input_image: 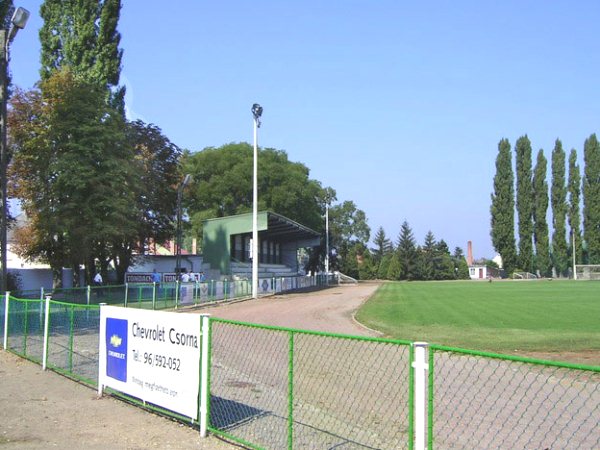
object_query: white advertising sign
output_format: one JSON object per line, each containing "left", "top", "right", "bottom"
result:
{"left": 98, "top": 306, "right": 201, "bottom": 419}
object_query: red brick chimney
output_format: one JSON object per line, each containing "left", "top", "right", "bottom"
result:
{"left": 467, "top": 241, "right": 474, "bottom": 266}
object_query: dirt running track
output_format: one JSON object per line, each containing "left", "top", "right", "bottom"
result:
{"left": 197, "top": 283, "right": 381, "bottom": 335}
{"left": 0, "top": 283, "right": 381, "bottom": 449}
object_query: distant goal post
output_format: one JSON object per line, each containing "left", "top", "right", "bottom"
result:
{"left": 574, "top": 265, "right": 600, "bottom": 280}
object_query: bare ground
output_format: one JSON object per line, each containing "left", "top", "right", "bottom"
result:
{"left": 2, "top": 282, "right": 597, "bottom": 449}
{"left": 0, "top": 283, "right": 379, "bottom": 450}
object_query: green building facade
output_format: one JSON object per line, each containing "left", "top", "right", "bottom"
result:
{"left": 202, "top": 212, "right": 321, "bottom": 275}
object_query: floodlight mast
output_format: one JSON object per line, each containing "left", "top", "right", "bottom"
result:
{"left": 251, "top": 103, "right": 262, "bottom": 298}
{"left": 175, "top": 174, "right": 192, "bottom": 280}
{"left": 1, "top": 7, "right": 30, "bottom": 293}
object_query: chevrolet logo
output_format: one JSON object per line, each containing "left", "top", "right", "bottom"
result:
{"left": 110, "top": 334, "right": 122, "bottom": 348}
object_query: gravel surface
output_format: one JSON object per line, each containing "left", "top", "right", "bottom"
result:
{"left": 0, "top": 283, "right": 380, "bottom": 450}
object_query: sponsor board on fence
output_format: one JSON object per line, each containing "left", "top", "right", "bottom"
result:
{"left": 125, "top": 273, "right": 153, "bottom": 283}
{"left": 179, "top": 283, "right": 194, "bottom": 305}
{"left": 98, "top": 305, "right": 201, "bottom": 419}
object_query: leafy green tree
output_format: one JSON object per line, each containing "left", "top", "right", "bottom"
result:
{"left": 352, "top": 243, "right": 376, "bottom": 280}
{"left": 377, "top": 253, "right": 392, "bottom": 279}
{"left": 515, "top": 135, "right": 534, "bottom": 272}
{"left": 490, "top": 139, "right": 517, "bottom": 275}
{"left": 551, "top": 139, "right": 569, "bottom": 276}
{"left": 183, "top": 143, "right": 328, "bottom": 241}
{"left": 329, "top": 200, "right": 370, "bottom": 273}
{"left": 127, "top": 120, "right": 181, "bottom": 246}
{"left": 9, "top": 69, "right": 136, "bottom": 284}
{"left": 386, "top": 254, "right": 402, "bottom": 280}
{"left": 583, "top": 134, "right": 600, "bottom": 264}
{"left": 109, "top": 120, "right": 182, "bottom": 280}
{"left": 454, "top": 256, "right": 470, "bottom": 279}
{"left": 1, "top": 2, "right": 13, "bottom": 28}
{"left": 568, "top": 149, "right": 583, "bottom": 266}
{"left": 533, "top": 149, "right": 551, "bottom": 277}
{"left": 396, "top": 221, "right": 418, "bottom": 280}
{"left": 39, "top": 0, "right": 125, "bottom": 108}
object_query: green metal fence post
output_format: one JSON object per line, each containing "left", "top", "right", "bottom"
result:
{"left": 175, "top": 281, "right": 180, "bottom": 309}
{"left": 87, "top": 285, "right": 91, "bottom": 306}
{"left": 68, "top": 305, "right": 75, "bottom": 371}
{"left": 288, "top": 330, "right": 294, "bottom": 450}
{"left": 23, "top": 299, "right": 29, "bottom": 355}
{"left": 124, "top": 282, "right": 129, "bottom": 307}
{"left": 3, "top": 292, "right": 9, "bottom": 349}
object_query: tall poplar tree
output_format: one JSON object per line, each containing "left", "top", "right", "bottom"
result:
{"left": 490, "top": 138, "right": 517, "bottom": 275}
{"left": 568, "top": 149, "right": 583, "bottom": 266}
{"left": 515, "top": 135, "right": 534, "bottom": 272}
{"left": 1, "top": 1, "right": 13, "bottom": 27}
{"left": 551, "top": 139, "right": 568, "bottom": 276}
{"left": 39, "top": 0, "right": 124, "bottom": 109}
{"left": 583, "top": 134, "right": 600, "bottom": 264}
{"left": 533, "top": 149, "right": 551, "bottom": 277}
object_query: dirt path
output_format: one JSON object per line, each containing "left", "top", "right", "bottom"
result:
{"left": 0, "top": 283, "right": 381, "bottom": 449}
{"left": 196, "top": 283, "right": 382, "bottom": 336}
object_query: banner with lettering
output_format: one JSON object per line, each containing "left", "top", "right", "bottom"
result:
{"left": 98, "top": 306, "right": 201, "bottom": 419}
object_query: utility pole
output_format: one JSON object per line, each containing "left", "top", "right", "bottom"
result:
{"left": 0, "top": 29, "right": 9, "bottom": 293}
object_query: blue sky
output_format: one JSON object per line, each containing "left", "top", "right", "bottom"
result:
{"left": 9, "top": 1, "right": 600, "bottom": 259}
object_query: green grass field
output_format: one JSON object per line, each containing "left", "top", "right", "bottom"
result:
{"left": 356, "top": 280, "right": 600, "bottom": 353}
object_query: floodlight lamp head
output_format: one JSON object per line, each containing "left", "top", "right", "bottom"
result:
{"left": 252, "top": 103, "right": 263, "bottom": 121}
{"left": 11, "top": 7, "right": 30, "bottom": 29}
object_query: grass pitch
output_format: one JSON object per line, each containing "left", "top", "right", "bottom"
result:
{"left": 356, "top": 280, "right": 600, "bottom": 353}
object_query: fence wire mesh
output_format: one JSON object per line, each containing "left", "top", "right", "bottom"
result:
{"left": 45, "top": 301, "right": 100, "bottom": 383}
{"left": 430, "top": 347, "right": 600, "bottom": 450}
{"left": 293, "top": 333, "right": 411, "bottom": 449}
{"left": 210, "top": 320, "right": 290, "bottom": 449}
{"left": 3, "top": 291, "right": 600, "bottom": 450}
{"left": 209, "top": 319, "right": 411, "bottom": 449}
{"left": 4, "top": 297, "right": 45, "bottom": 363}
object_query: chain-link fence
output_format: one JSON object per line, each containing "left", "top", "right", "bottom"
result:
{"left": 45, "top": 301, "right": 100, "bottom": 384}
{"left": 209, "top": 319, "right": 413, "bottom": 449}
{"left": 8, "top": 274, "right": 329, "bottom": 310}
{"left": 3, "top": 297, "right": 45, "bottom": 364}
{"left": 430, "top": 345, "right": 600, "bottom": 450}
{"left": 2, "top": 294, "right": 600, "bottom": 449}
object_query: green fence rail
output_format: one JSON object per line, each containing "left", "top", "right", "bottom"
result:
{"left": 429, "top": 345, "right": 600, "bottom": 450}
{"left": 11, "top": 274, "right": 331, "bottom": 310}
{"left": 2, "top": 294, "right": 599, "bottom": 449}
{"left": 208, "top": 319, "right": 413, "bottom": 449}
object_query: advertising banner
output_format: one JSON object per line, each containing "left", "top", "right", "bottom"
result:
{"left": 99, "top": 306, "right": 201, "bottom": 419}
{"left": 179, "top": 283, "right": 194, "bottom": 305}
{"left": 125, "top": 273, "right": 153, "bottom": 283}
{"left": 199, "top": 282, "right": 209, "bottom": 302}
